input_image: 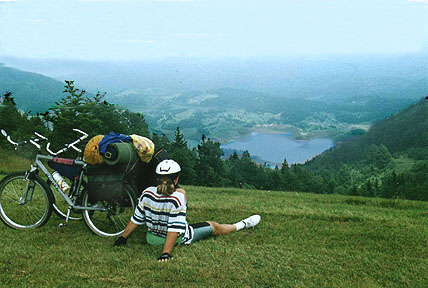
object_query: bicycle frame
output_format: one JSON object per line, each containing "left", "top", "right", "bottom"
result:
{"left": 32, "top": 154, "right": 107, "bottom": 212}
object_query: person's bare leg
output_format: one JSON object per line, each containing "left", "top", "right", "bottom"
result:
{"left": 207, "top": 215, "right": 261, "bottom": 236}
{"left": 206, "top": 221, "right": 237, "bottom": 235}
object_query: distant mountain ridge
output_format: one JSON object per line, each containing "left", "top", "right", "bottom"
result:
{"left": 2, "top": 53, "right": 427, "bottom": 99}
{"left": 0, "top": 64, "right": 64, "bottom": 113}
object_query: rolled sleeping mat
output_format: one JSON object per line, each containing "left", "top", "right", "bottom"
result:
{"left": 103, "top": 142, "right": 138, "bottom": 166}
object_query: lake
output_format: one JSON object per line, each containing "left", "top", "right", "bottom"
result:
{"left": 221, "top": 132, "right": 334, "bottom": 165}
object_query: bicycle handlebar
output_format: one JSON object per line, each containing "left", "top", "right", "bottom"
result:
{"left": 1, "top": 128, "right": 88, "bottom": 156}
{"left": 46, "top": 129, "right": 88, "bottom": 156}
{"left": 1, "top": 129, "right": 48, "bottom": 149}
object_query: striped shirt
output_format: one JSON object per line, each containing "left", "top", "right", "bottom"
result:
{"left": 131, "top": 186, "right": 193, "bottom": 244}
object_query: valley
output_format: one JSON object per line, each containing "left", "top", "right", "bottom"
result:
{"left": 107, "top": 86, "right": 415, "bottom": 148}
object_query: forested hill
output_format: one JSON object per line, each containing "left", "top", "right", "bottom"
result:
{"left": 306, "top": 98, "right": 428, "bottom": 168}
{"left": 361, "top": 99, "right": 428, "bottom": 154}
{"left": 0, "top": 64, "right": 64, "bottom": 114}
{"left": 303, "top": 97, "right": 428, "bottom": 200}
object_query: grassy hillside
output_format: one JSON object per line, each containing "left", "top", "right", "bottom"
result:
{"left": 0, "top": 148, "right": 32, "bottom": 174}
{"left": 0, "top": 185, "right": 427, "bottom": 287}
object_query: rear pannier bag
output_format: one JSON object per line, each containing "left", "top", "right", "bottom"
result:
{"left": 86, "top": 164, "right": 137, "bottom": 205}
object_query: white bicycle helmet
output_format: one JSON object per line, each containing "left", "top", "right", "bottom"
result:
{"left": 156, "top": 159, "right": 181, "bottom": 176}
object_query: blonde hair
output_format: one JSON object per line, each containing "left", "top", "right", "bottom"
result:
{"left": 157, "top": 176, "right": 176, "bottom": 196}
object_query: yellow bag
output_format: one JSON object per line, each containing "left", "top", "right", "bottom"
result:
{"left": 130, "top": 135, "right": 154, "bottom": 163}
{"left": 83, "top": 135, "right": 105, "bottom": 165}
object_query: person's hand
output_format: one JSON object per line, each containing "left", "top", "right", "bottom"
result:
{"left": 158, "top": 252, "right": 172, "bottom": 262}
{"left": 113, "top": 236, "right": 127, "bottom": 247}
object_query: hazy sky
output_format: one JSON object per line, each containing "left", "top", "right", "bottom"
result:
{"left": 0, "top": 0, "right": 427, "bottom": 60}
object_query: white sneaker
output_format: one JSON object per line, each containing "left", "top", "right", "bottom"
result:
{"left": 242, "top": 215, "right": 261, "bottom": 229}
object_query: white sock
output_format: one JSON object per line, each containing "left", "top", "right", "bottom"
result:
{"left": 233, "top": 220, "right": 245, "bottom": 231}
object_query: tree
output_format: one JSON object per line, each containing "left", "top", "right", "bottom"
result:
{"left": 0, "top": 91, "right": 22, "bottom": 142}
{"left": 381, "top": 170, "right": 399, "bottom": 199}
{"left": 195, "top": 135, "right": 225, "bottom": 187}
{"left": 224, "top": 151, "right": 245, "bottom": 188}
{"left": 151, "top": 132, "right": 170, "bottom": 151}
{"left": 238, "top": 150, "right": 259, "bottom": 188}
{"left": 281, "top": 158, "right": 289, "bottom": 174}
{"left": 44, "top": 81, "right": 150, "bottom": 152}
{"left": 0, "top": 91, "right": 46, "bottom": 150}
{"left": 171, "top": 127, "right": 187, "bottom": 150}
{"left": 168, "top": 127, "right": 197, "bottom": 184}
{"left": 364, "top": 144, "right": 392, "bottom": 169}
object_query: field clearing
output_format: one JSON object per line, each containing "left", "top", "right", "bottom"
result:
{"left": 0, "top": 185, "right": 428, "bottom": 287}
{"left": 390, "top": 156, "right": 417, "bottom": 173}
{"left": 0, "top": 148, "right": 32, "bottom": 175}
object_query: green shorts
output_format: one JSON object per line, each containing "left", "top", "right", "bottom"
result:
{"left": 146, "top": 232, "right": 183, "bottom": 246}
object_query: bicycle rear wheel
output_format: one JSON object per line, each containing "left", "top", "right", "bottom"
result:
{"left": 0, "top": 172, "right": 53, "bottom": 229}
{"left": 81, "top": 186, "right": 136, "bottom": 237}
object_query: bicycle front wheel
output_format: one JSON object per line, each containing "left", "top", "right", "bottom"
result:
{"left": 81, "top": 186, "right": 136, "bottom": 237}
{"left": 0, "top": 172, "right": 53, "bottom": 229}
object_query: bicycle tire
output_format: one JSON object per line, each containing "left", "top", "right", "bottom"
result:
{"left": 51, "top": 180, "right": 84, "bottom": 221}
{"left": 0, "top": 172, "right": 53, "bottom": 229}
{"left": 81, "top": 185, "right": 136, "bottom": 237}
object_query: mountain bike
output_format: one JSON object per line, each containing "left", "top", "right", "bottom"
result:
{"left": 0, "top": 129, "right": 137, "bottom": 237}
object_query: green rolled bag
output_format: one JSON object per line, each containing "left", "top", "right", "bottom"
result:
{"left": 103, "top": 142, "right": 139, "bottom": 166}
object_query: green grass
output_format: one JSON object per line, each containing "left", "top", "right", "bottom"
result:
{"left": 0, "top": 148, "right": 32, "bottom": 174}
{"left": 0, "top": 185, "right": 428, "bottom": 287}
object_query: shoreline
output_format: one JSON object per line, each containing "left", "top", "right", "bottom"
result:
{"left": 219, "top": 125, "right": 302, "bottom": 145}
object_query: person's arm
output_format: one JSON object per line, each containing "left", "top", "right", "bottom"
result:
{"left": 122, "top": 220, "right": 138, "bottom": 238}
{"left": 114, "top": 195, "right": 145, "bottom": 247}
{"left": 113, "top": 220, "right": 138, "bottom": 246}
{"left": 158, "top": 232, "right": 178, "bottom": 262}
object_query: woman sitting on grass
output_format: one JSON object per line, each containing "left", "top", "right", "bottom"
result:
{"left": 113, "top": 159, "right": 261, "bottom": 262}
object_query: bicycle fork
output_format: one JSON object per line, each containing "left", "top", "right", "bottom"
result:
{"left": 19, "top": 181, "right": 35, "bottom": 205}
{"left": 19, "top": 167, "right": 38, "bottom": 205}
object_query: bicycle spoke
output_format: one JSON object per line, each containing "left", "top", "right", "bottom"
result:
{"left": 5, "top": 183, "right": 21, "bottom": 201}
{"left": 27, "top": 204, "right": 45, "bottom": 218}
{"left": 109, "top": 213, "right": 121, "bottom": 231}
{"left": 2, "top": 192, "right": 19, "bottom": 203}
{"left": 116, "top": 213, "right": 129, "bottom": 227}
{"left": 24, "top": 205, "right": 39, "bottom": 220}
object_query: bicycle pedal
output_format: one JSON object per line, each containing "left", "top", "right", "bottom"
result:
{"left": 58, "top": 223, "right": 67, "bottom": 229}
